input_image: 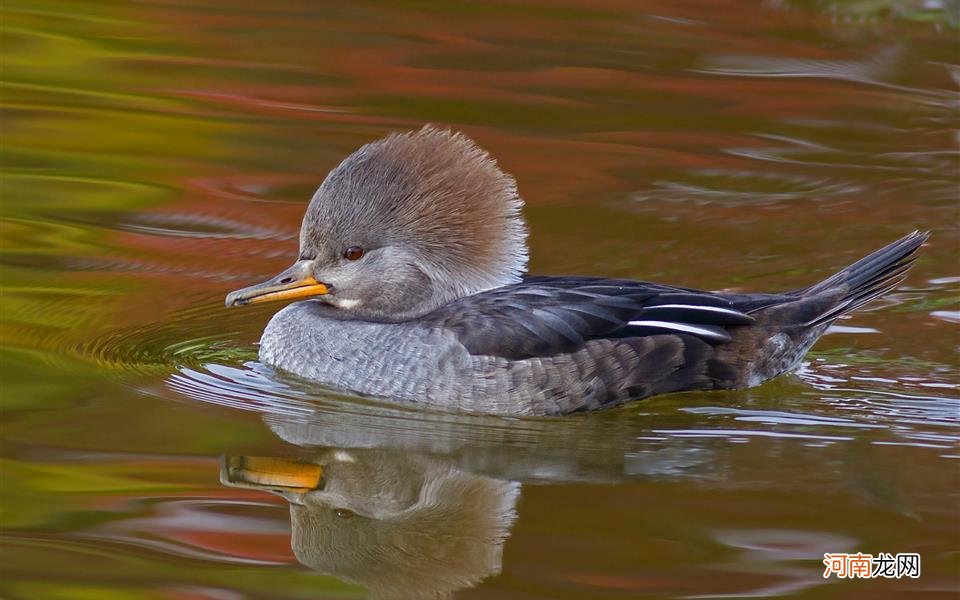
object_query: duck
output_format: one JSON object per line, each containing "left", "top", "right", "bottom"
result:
{"left": 225, "top": 125, "right": 929, "bottom": 416}
{"left": 222, "top": 450, "right": 519, "bottom": 600}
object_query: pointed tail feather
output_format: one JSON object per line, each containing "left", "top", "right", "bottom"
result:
{"left": 798, "top": 230, "right": 929, "bottom": 327}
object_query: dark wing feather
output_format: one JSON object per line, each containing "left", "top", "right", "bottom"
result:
{"left": 425, "top": 276, "right": 762, "bottom": 360}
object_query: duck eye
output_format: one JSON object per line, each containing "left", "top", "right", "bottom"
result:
{"left": 343, "top": 246, "right": 364, "bottom": 261}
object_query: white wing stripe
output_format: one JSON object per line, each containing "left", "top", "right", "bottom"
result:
{"left": 627, "top": 320, "right": 731, "bottom": 341}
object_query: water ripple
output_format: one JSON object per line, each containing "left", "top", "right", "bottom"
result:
{"left": 634, "top": 169, "right": 860, "bottom": 206}
{"left": 699, "top": 47, "right": 957, "bottom": 103}
{"left": 115, "top": 212, "right": 288, "bottom": 241}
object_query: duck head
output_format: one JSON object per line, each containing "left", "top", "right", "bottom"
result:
{"left": 221, "top": 450, "right": 519, "bottom": 599}
{"left": 225, "top": 126, "right": 528, "bottom": 321}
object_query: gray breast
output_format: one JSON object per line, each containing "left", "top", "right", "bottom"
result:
{"left": 259, "top": 302, "right": 471, "bottom": 405}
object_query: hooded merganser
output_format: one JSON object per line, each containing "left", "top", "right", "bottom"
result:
{"left": 222, "top": 451, "right": 518, "bottom": 599}
{"left": 225, "top": 126, "right": 928, "bottom": 416}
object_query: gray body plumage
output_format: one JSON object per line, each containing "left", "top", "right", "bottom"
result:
{"left": 262, "top": 309, "right": 714, "bottom": 416}
{"left": 260, "top": 301, "right": 644, "bottom": 416}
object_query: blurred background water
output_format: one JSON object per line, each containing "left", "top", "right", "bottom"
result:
{"left": 1, "top": 0, "right": 958, "bottom": 598}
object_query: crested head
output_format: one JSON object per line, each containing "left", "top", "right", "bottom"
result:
{"left": 294, "top": 125, "right": 528, "bottom": 320}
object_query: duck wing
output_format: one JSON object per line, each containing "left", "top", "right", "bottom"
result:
{"left": 426, "top": 276, "right": 774, "bottom": 361}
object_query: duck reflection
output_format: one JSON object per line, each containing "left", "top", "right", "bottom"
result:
{"left": 222, "top": 451, "right": 518, "bottom": 599}
{"left": 204, "top": 382, "right": 915, "bottom": 598}
{"left": 216, "top": 396, "right": 686, "bottom": 599}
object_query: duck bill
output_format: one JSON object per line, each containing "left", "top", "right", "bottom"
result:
{"left": 225, "top": 261, "right": 328, "bottom": 307}
{"left": 221, "top": 456, "right": 325, "bottom": 493}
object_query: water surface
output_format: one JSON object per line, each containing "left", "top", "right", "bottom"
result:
{"left": 2, "top": 0, "right": 959, "bottom": 598}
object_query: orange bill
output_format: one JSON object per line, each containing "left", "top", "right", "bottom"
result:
{"left": 221, "top": 456, "right": 325, "bottom": 492}
{"left": 225, "top": 260, "right": 328, "bottom": 307}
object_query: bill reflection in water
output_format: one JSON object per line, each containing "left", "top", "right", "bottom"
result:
{"left": 221, "top": 449, "right": 519, "bottom": 598}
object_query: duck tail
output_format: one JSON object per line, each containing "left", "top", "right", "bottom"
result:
{"left": 797, "top": 230, "right": 929, "bottom": 327}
